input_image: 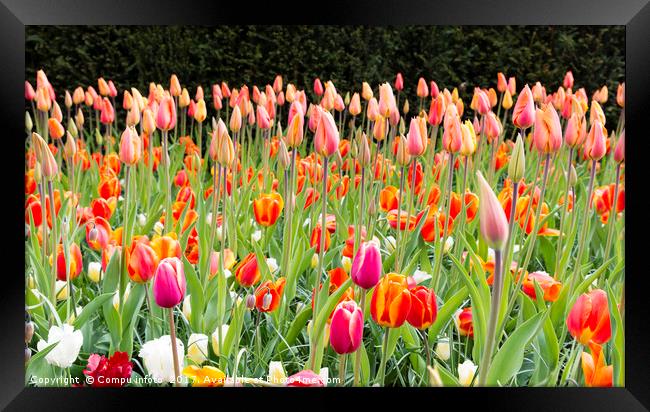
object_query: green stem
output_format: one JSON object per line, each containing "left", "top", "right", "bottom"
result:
{"left": 603, "top": 164, "right": 622, "bottom": 263}
{"left": 555, "top": 147, "right": 574, "bottom": 278}
{"left": 477, "top": 249, "right": 503, "bottom": 386}
{"left": 168, "top": 308, "right": 180, "bottom": 387}
{"left": 353, "top": 290, "right": 366, "bottom": 386}
{"left": 377, "top": 328, "right": 390, "bottom": 386}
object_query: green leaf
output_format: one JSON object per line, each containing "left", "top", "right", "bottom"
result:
{"left": 72, "top": 293, "right": 114, "bottom": 329}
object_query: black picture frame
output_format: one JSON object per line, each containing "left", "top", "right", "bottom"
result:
{"left": 3, "top": 0, "right": 649, "bottom": 410}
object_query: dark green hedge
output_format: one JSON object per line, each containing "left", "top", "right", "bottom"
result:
{"left": 26, "top": 26, "right": 624, "bottom": 110}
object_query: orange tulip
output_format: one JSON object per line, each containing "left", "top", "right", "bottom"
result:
{"left": 567, "top": 289, "right": 611, "bottom": 346}
{"left": 310, "top": 224, "right": 331, "bottom": 253}
{"left": 255, "top": 277, "right": 286, "bottom": 312}
{"left": 234, "top": 252, "right": 261, "bottom": 288}
{"left": 449, "top": 191, "right": 479, "bottom": 223}
{"left": 51, "top": 243, "right": 83, "bottom": 281}
{"left": 521, "top": 271, "right": 562, "bottom": 302}
{"left": 150, "top": 235, "right": 182, "bottom": 260}
{"left": 370, "top": 273, "right": 412, "bottom": 328}
{"left": 379, "top": 185, "right": 400, "bottom": 212}
{"left": 253, "top": 192, "right": 284, "bottom": 227}
{"left": 48, "top": 118, "right": 65, "bottom": 140}
{"left": 420, "top": 211, "right": 453, "bottom": 242}
{"left": 127, "top": 238, "right": 159, "bottom": 283}
{"left": 455, "top": 307, "right": 474, "bottom": 337}
{"left": 593, "top": 184, "right": 625, "bottom": 224}
{"left": 581, "top": 342, "right": 613, "bottom": 387}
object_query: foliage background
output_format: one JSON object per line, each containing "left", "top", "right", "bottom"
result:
{"left": 26, "top": 26, "right": 624, "bottom": 116}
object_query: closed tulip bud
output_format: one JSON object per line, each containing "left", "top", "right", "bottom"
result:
{"left": 362, "top": 82, "right": 373, "bottom": 101}
{"left": 513, "top": 84, "right": 535, "bottom": 129}
{"left": 396, "top": 134, "right": 411, "bottom": 166}
{"left": 32, "top": 132, "right": 58, "bottom": 179}
{"left": 156, "top": 96, "right": 176, "bottom": 131}
{"left": 84, "top": 91, "right": 93, "bottom": 107}
{"left": 483, "top": 111, "right": 502, "bottom": 143}
{"left": 476, "top": 171, "right": 508, "bottom": 250}
{"left": 95, "top": 129, "right": 103, "bottom": 145}
{"left": 51, "top": 101, "right": 63, "bottom": 123}
{"left": 563, "top": 71, "right": 574, "bottom": 90}
{"left": 532, "top": 82, "right": 545, "bottom": 103}
{"left": 417, "top": 77, "right": 429, "bottom": 98}
{"left": 357, "top": 132, "right": 371, "bottom": 167}
{"left": 153, "top": 257, "right": 186, "bottom": 308}
{"left": 119, "top": 126, "right": 142, "bottom": 165}
{"left": 614, "top": 130, "right": 624, "bottom": 163}
{"left": 589, "top": 100, "right": 606, "bottom": 126}
{"left": 178, "top": 88, "right": 190, "bottom": 108}
{"left": 367, "top": 98, "right": 379, "bottom": 122}
{"left": 217, "top": 131, "right": 235, "bottom": 167}
{"left": 229, "top": 105, "right": 242, "bottom": 132}
{"left": 395, "top": 72, "right": 404, "bottom": 91}
{"left": 428, "top": 95, "right": 446, "bottom": 126}
{"left": 334, "top": 94, "right": 345, "bottom": 112}
{"left": 48, "top": 118, "right": 65, "bottom": 140}
{"left": 100, "top": 98, "right": 114, "bottom": 124}
{"left": 142, "top": 108, "right": 155, "bottom": 135}
{"left": 313, "top": 78, "right": 324, "bottom": 96}
{"left": 25, "top": 321, "right": 35, "bottom": 344}
{"left": 87, "top": 261, "right": 102, "bottom": 283}
{"left": 502, "top": 89, "right": 513, "bottom": 109}
{"left": 373, "top": 115, "right": 387, "bottom": 141}
{"left": 399, "top": 117, "right": 406, "bottom": 135}
{"left": 348, "top": 92, "right": 361, "bottom": 116}
{"left": 430, "top": 81, "right": 439, "bottom": 98}
{"left": 108, "top": 80, "right": 117, "bottom": 98}
{"left": 64, "top": 90, "right": 72, "bottom": 108}
{"left": 195, "top": 85, "right": 204, "bottom": 101}
{"left": 194, "top": 99, "right": 207, "bottom": 123}
{"left": 64, "top": 132, "right": 77, "bottom": 159}
{"left": 435, "top": 339, "right": 450, "bottom": 361}
{"left": 98, "top": 77, "right": 109, "bottom": 96}
{"left": 584, "top": 120, "right": 607, "bottom": 161}
{"left": 407, "top": 116, "right": 428, "bottom": 156}
{"left": 497, "top": 72, "right": 507, "bottom": 93}
{"left": 351, "top": 240, "right": 382, "bottom": 289}
{"left": 25, "top": 112, "right": 33, "bottom": 132}
{"left": 460, "top": 120, "right": 477, "bottom": 156}
{"left": 257, "top": 105, "right": 271, "bottom": 129}
{"left": 442, "top": 115, "right": 462, "bottom": 153}
{"left": 278, "top": 139, "right": 290, "bottom": 169}
{"left": 75, "top": 108, "right": 84, "bottom": 130}
{"left": 330, "top": 301, "right": 364, "bottom": 354}
{"left": 25, "top": 81, "right": 36, "bottom": 101}
{"left": 564, "top": 113, "right": 583, "bottom": 148}
{"left": 616, "top": 83, "right": 625, "bottom": 108}
{"left": 169, "top": 74, "right": 181, "bottom": 97}
{"left": 403, "top": 99, "right": 409, "bottom": 115}
{"left": 122, "top": 90, "right": 133, "bottom": 111}
{"left": 509, "top": 135, "right": 526, "bottom": 181}
{"left": 474, "top": 88, "right": 491, "bottom": 115}
{"left": 533, "top": 104, "right": 563, "bottom": 153}
{"left": 314, "top": 107, "right": 340, "bottom": 157}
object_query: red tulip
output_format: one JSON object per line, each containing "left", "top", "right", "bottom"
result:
{"left": 567, "top": 289, "right": 611, "bottom": 345}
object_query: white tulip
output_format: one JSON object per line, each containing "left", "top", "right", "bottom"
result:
{"left": 251, "top": 230, "right": 262, "bottom": 243}
{"left": 268, "top": 361, "right": 286, "bottom": 384}
{"left": 186, "top": 333, "right": 209, "bottom": 364}
{"left": 435, "top": 339, "right": 450, "bottom": 361}
{"left": 458, "top": 359, "right": 478, "bottom": 386}
{"left": 411, "top": 269, "right": 432, "bottom": 285}
{"left": 182, "top": 295, "right": 191, "bottom": 320}
{"left": 87, "top": 261, "right": 102, "bottom": 283}
{"left": 139, "top": 335, "right": 185, "bottom": 384}
{"left": 341, "top": 256, "right": 352, "bottom": 273}
{"left": 36, "top": 324, "right": 83, "bottom": 368}
{"left": 266, "top": 258, "right": 279, "bottom": 274}
{"left": 211, "top": 325, "right": 230, "bottom": 356}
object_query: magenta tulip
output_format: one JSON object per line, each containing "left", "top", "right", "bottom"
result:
{"left": 313, "top": 106, "right": 340, "bottom": 157}
{"left": 351, "top": 241, "right": 382, "bottom": 289}
{"left": 153, "top": 257, "right": 186, "bottom": 308}
{"left": 329, "top": 301, "right": 363, "bottom": 354}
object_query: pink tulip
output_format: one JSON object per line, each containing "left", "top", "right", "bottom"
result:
{"left": 475, "top": 88, "right": 491, "bottom": 115}
{"left": 314, "top": 78, "right": 324, "bottom": 96}
{"left": 156, "top": 96, "right": 176, "bottom": 131}
{"left": 614, "top": 130, "right": 625, "bottom": 163}
{"left": 195, "top": 85, "right": 204, "bottom": 101}
{"left": 533, "top": 105, "right": 562, "bottom": 153}
{"left": 330, "top": 301, "right": 364, "bottom": 355}
{"left": 563, "top": 71, "right": 574, "bottom": 90}
{"left": 395, "top": 72, "right": 404, "bottom": 91}
{"left": 100, "top": 98, "right": 114, "bottom": 124}
{"left": 349, "top": 93, "right": 361, "bottom": 116}
{"left": 351, "top": 240, "right": 382, "bottom": 289}
{"left": 25, "top": 81, "right": 36, "bottom": 101}
{"left": 334, "top": 94, "right": 345, "bottom": 112}
{"left": 508, "top": 77, "right": 517, "bottom": 95}
{"left": 476, "top": 171, "right": 508, "bottom": 250}
{"left": 378, "top": 83, "right": 396, "bottom": 118}
{"left": 407, "top": 117, "right": 427, "bottom": 156}
{"left": 314, "top": 107, "right": 339, "bottom": 157}
{"left": 584, "top": 120, "right": 607, "bottom": 161}
{"left": 153, "top": 257, "right": 186, "bottom": 308}
{"left": 430, "top": 81, "right": 439, "bottom": 98}
{"left": 221, "top": 82, "right": 231, "bottom": 98}
{"left": 108, "top": 80, "right": 117, "bottom": 98}
{"left": 442, "top": 113, "right": 462, "bottom": 153}
{"left": 512, "top": 84, "right": 535, "bottom": 129}
{"left": 119, "top": 126, "right": 141, "bottom": 166}
{"left": 285, "top": 370, "right": 325, "bottom": 387}
{"left": 212, "top": 83, "right": 222, "bottom": 100}
{"left": 367, "top": 98, "right": 379, "bottom": 121}
{"left": 277, "top": 91, "right": 285, "bottom": 106}
{"left": 256, "top": 104, "right": 271, "bottom": 129}
{"left": 483, "top": 111, "right": 502, "bottom": 143}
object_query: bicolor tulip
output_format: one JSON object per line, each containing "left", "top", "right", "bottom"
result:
{"left": 255, "top": 277, "right": 286, "bottom": 312}
{"left": 512, "top": 84, "right": 535, "bottom": 129}
{"left": 521, "top": 271, "right": 562, "bottom": 302}
{"left": 329, "top": 300, "right": 363, "bottom": 354}
{"left": 584, "top": 120, "right": 607, "bottom": 161}
{"left": 119, "top": 126, "right": 141, "bottom": 165}
{"left": 100, "top": 98, "right": 114, "bottom": 124}
{"left": 351, "top": 240, "right": 382, "bottom": 289}
{"left": 370, "top": 273, "right": 412, "bottom": 328}
{"left": 52, "top": 243, "right": 83, "bottom": 281}
{"left": 416, "top": 77, "right": 428, "bottom": 98}
{"left": 406, "top": 116, "right": 427, "bottom": 156}
{"left": 253, "top": 192, "right": 284, "bottom": 227}
{"left": 533, "top": 104, "right": 562, "bottom": 153}
{"left": 234, "top": 253, "right": 261, "bottom": 287}
{"left": 156, "top": 96, "right": 176, "bottom": 131}
{"left": 581, "top": 343, "right": 613, "bottom": 387}
{"left": 476, "top": 171, "right": 508, "bottom": 250}
{"left": 152, "top": 257, "right": 186, "bottom": 308}
{"left": 314, "top": 107, "right": 340, "bottom": 157}
{"left": 127, "top": 240, "right": 159, "bottom": 283}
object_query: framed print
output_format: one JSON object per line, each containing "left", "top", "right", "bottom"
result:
{"left": 1, "top": 0, "right": 649, "bottom": 410}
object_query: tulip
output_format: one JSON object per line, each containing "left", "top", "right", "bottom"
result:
{"left": 417, "top": 77, "right": 429, "bottom": 98}
{"left": 119, "top": 126, "right": 141, "bottom": 166}
{"left": 87, "top": 261, "right": 102, "bottom": 283}
{"left": 371, "top": 273, "right": 411, "bottom": 328}
{"left": 406, "top": 285, "right": 437, "bottom": 330}
{"left": 533, "top": 104, "right": 562, "bottom": 153}
{"left": 497, "top": 72, "right": 507, "bottom": 93}
{"left": 476, "top": 171, "right": 508, "bottom": 251}
{"left": 406, "top": 117, "right": 427, "bottom": 156}
{"left": 564, "top": 113, "right": 583, "bottom": 148}
{"left": 329, "top": 300, "right": 363, "bottom": 354}
{"left": 127, "top": 241, "right": 159, "bottom": 283}
{"left": 194, "top": 99, "right": 207, "bottom": 123}
{"left": 474, "top": 88, "right": 491, "bottom": 115}
{"left": 286, "top": 370, "right": 325, "bottom": 387}
{"left": 584, "top": 120, "right": 607, "bottom": 161}
{"left": 48, "top": 118, "right": 65, "bottom": 140}
{"left": 616, "top": 83, "right": 625, "bottom": 108}
{"left": 156, "top": 96, "right": 177, "bottom": 131}
{"left": 512, "top": 84, "right": 535, "bottom": 130}
{"left": 32, "top": 132, "right": 58, "bottom": 179}
{"left": 395, "top": 134, "right": 411, "bottom": 166}
{"left": 508, "top": 135, "right": 526, "bottom": 181}
{"left": 351, "top": 240, "right": 382, "bottom": 289}
{"left": 483, "top": 111, "right": 502, "bottom": 143}
{"left": 100, "top": 98, "right": 114, "bottom": 124}
{"left": 25, "top": 81, "right": 36, "bottom": 100}
{"left": 361, "top": 82, "right": 373, "bottom": 101}
{"left": 229, "top": 104, "right": 242, "bottom": 132}
{"left": 458, "top": 360, "right": 478, "bottom": 386}
{"left": 442, "top": 114, "right": 462, "bottom": 153}
{"left": 254, "top": 277, "right": 286, "bottom": 312}
{"left": 567, "top": 289, "right": 611, "bottom": 345}
{"left": 460, "top": 120, "right": 477, "bottom": 157}
{"left": 314, "top": 107, "right": 340, "bottom": 157}
{"left": 563, "top": 71, "right": 574, "bottom": 89}
{"left": 253, "top": 192, "right": 284, "bottom": 227}
{"left": 286, "top": 103, "right": 304, "bottom": 148}
{"left": 454, "top": 307, "right": 474, "bottom": 337}
{"left": 348, "top": 92, "right": 361, "bottom": 117}
{"left": 581, "top": 343, "right": 613, "bottom": 387}
{"left": 394, "top": 72, "right": 404, "bottom": 91}
{"left": 614, "top": 130, "right": 624, "bottom": 163}
{"left": 51, "top": 243, "right": 83, "bottom": 281}
{"left": 153, "top": 257, "right": 186, "bottom": 308}
{"left": 234, "top": 253, "right": 261, "bottom": 287}
{"left": 36, "top": 87, "right": 51, "bottom": 112}
{"left": 522, "top": 271, "right": 562, "bottom": 302}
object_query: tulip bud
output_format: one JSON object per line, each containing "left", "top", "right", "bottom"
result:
{"left": 25, "top": 321, "right": 34, "bottom": 344}
{"left": 75, "top": 108, "right": 84, "bottom": 130}
{"left": 25, "top": 112, "right": 33, "bottom": 132}
{"left": 569, "top": 165, "right": 578, "bottom": 187}
{"left": 229, "top": 105, "right": 242, "bottom": 133}
{"left": 64, "top": 132, "right": 77, "bottom": 159}
{"left": 476, "top": 171, "right": 508, "bottom": 250}
{"left": 614, "top": 130, "right": 624, "bottom": 163}
{"left": 119, "top": 126, "right": 142, "bottom": 165}
{"left": 362, "top": 82, "right": 373, "bottom": 101}
{"left": 67, "top": 118, "right": 78, "bottom": 138}
{"left": 395, "top": 134, "right": 411, "bottom": 166}
{"left": 513, "top": 84, "right": 535, "bottom": 130}
{"left": 245, "top": 294, "right": 256, "bottom": 310}
{"left": 32, "top": 132, "right": 58, "bottom": 179}
{"left": 357, "top": 132, "right": 371, "bottom": 167}
{"left": 95, "top": 128, "right": 103, "bottom": 145}
{"left": 508, "top": 135, "right": 526, "bottom": 181}
{"left": 584, "top": 120, "right": 607, "bottom": 161}
{"left": 25, "top": 347, "right": 31, "bottom": 364}
{"left": 48, "top": 118, "right": 65, "bottom": 140}
{"left": 278, "top": 139, "right": 290, "bottom": 169}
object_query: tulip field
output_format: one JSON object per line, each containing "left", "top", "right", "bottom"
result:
{"left": 24, "top": 69, "right": 625, "bottom": 387}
